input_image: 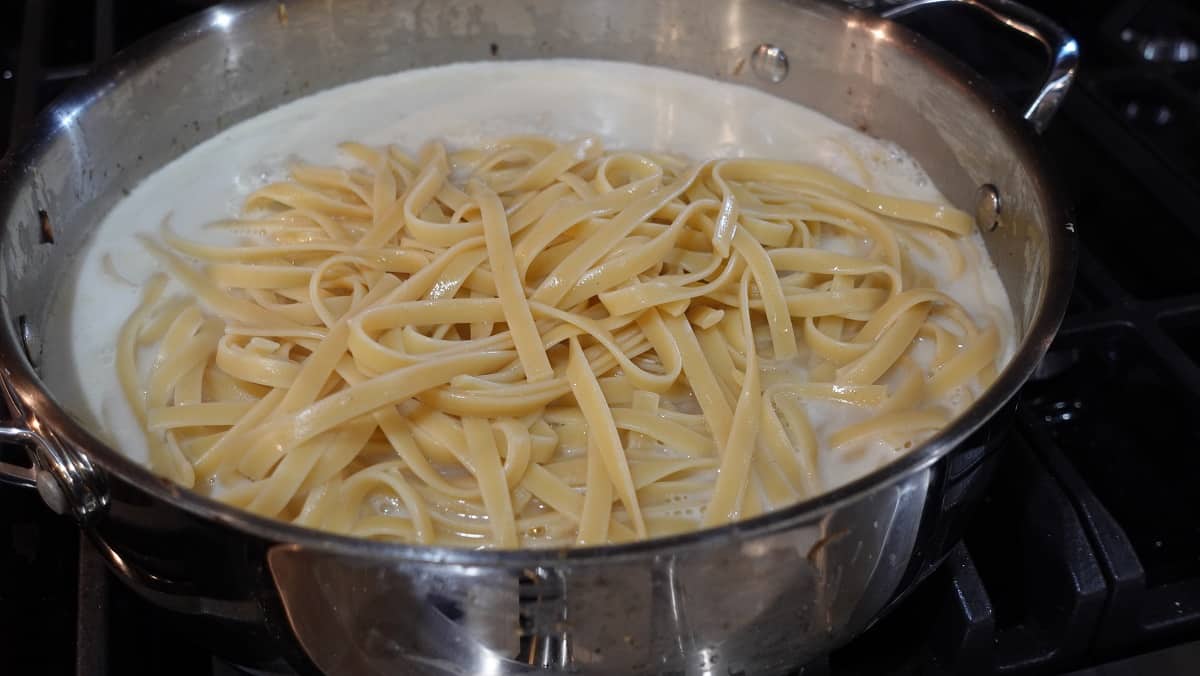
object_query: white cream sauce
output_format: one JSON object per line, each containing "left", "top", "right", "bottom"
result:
{"left": 40, "top": 59, "right": 1015, "bottom": 493}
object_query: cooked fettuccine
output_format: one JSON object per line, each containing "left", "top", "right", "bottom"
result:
{"left": 118, "top": 135, "right": 1004, "bottom": 548}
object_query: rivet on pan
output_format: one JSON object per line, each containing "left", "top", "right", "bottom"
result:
{"left": 751, "top": 44, "right": 789, "bottom": 84}
{"left": 976, "top": 184, "right": 1002, "bottom": 232}
{"left": 18, "top": 314, "right": 39, "bottom": 368}
{"left": 37, "top": 473, "right": 68, "bottom": 515}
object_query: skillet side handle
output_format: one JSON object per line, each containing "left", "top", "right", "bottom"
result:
{"left": 0, "top": 426, "right": 40, "bottom": 489}
{"left": 881, "top": 0, "right": 1079, "bottom": 134}
{"left": 0, "top": 372, "right": 108, "bottom": 522}
{"left": 0, "top": 418, "right": 107, "bottom": 518}
{"left": 0, "top": 417, "right": 253, "bottom": 615}
{"left": 0, "top": 379, "right": 208, "bottom": 604}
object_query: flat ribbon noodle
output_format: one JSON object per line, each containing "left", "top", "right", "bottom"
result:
{"left": 117, "top": 135, "right": 1005, "bottom": 548}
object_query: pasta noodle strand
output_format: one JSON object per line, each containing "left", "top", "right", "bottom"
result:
{"left": 117, "top": 135, "right": 1002, "bottom": 548}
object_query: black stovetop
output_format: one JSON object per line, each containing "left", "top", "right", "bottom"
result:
{"left": 2, "top": 1, "right": 1200, "bottom": 674}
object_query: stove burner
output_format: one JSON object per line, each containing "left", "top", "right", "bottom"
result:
{"left": 1120, "top": 29, "right": 1200, "bottom": 63}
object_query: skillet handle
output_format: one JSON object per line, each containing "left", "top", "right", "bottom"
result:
{"left": 0, "top": 421, "right": 108, "bottom": 519}
{"left": 0, "top": 423, "right": 250, "bottom": 617}
{"left": 0, "top": 426, "right": 39, "bottom": 489}
{"left": 880, "top": 0, "right": 1079, "bottom": 133}
{"left": 0, "top": 374, "right": 108, "bottom": 522}
{"left": 0, "top": 379, "right": 215, "bottom": 605}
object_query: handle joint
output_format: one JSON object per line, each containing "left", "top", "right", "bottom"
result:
{"left": 881, "top": 0, "right": 1080, "bottom": 133}
{"left": 0, "top": 374, "right": 107, "bottom": 522}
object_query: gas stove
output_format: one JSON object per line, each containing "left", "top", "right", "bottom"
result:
{"left": 1, "top": 1, "right": 1199, "bottom": 674}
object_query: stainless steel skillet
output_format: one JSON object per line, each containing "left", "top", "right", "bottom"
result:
{"left": 0, "top": 1, "right": 1076, "bottom": 673}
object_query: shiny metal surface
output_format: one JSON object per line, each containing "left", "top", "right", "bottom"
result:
{"left": 977, "top": 183, "right": 1003, "bottom": 232}
{"left": 750, "top": 43, "right": 790, "bottom": 83}
{"left": 882, "top": 0, "right": 1080, "bottom": 133}
{"left": 0, "top": 371, "right": 105, "bottom": 520}
{"left": 266, "top": 471, "right": 932, "bottom": 674}
{"left": 0, "top": 428, "right": 37, "bottom": 489}
{"left": 0, "top": 0, "right": 1076, "bottom": 673}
